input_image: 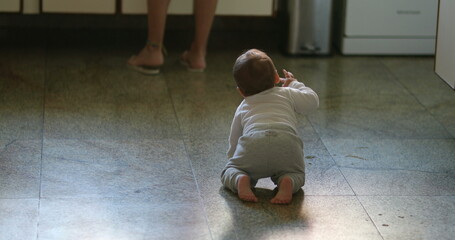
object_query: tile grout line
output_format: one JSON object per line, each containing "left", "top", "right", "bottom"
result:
{"left": 355, "top": 195, "right": 386, "bottom": 240}
{"left": 305, "top": 104, "right": 384, "bottom": 238}
{"left": 377, "top": 58, "right": 454, "bottom": 139}
{"left": 324, "top": 139, "right": 385, "bottom": 239}
{"left": 35, "top": 32, "right": 49, "bottom": 240}
{"left": 317, "top": 134, "right": 385, "bottom": 238}
{"left": 181, "top": 141, "right": 217, "bottom": 240}
{"left": 306, "top": 118, "right": 357, "bottom": 196}
{"left": 307, "top": 111, "right": 385, "bottom": 238}
{"left": 164, "top": 75, "right": 215, "bottom": 239}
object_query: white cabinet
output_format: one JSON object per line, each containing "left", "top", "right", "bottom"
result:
{"left": 435, "top": 0, "right": 455, "bottom": 89}
{"left": 121, "top": 0, "right": 274, "bottom": 16}
{"left": 42, "top": 0, "right": 116, "bottom": 14}
{"left": 0, "top": 0, "right": 20, "bottom": 12}
{"left": 344, "top": 0, "right": 437, "bottom": 37}
{"left": 122, "top": 0, "right": 191, "bottom": 15}
{"left": 335, "top": 0, "right": 438, "bottom": 55}
{"left": 3, "top": 0, "right": 273, "bottom": 16}
{"left": 23, "top": 0, "right": 40, "bottom": 14}
{"left": 0, "top": 0, "right": 39, "bottom": 14}
{"left": 39, "top": 0, "right": 274, "bottom": 15}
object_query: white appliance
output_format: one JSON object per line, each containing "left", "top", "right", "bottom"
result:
{"left": 435, "top": 0, "right": 455, "bottom": 89}
{"left": 286, "top": 0, "right": 333, "bottom": 55}
{"left": 334, "top": 0, "right": 438, "bottom": 55}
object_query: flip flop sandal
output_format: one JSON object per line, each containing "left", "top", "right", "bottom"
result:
{"left": 127, "top": 60, "right": 161, "bottom": 75}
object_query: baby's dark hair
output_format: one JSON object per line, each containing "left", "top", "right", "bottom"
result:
{"left": 233, "top": 49, "right": 276, "bottom": 96}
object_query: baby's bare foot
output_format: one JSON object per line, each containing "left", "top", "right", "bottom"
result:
{"left": 271, "top": 177, "right": 293, "bottom": 204}
{"left": 237, "top": 175, "right": 258, "bottom": 202}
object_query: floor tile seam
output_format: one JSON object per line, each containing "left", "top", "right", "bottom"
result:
{"left": 378, "top": 58, "right": 454, "bottom": 138}
{"left": 305, "top": 116, "right": 324, "bottom": 141}
{"left": 324, "top": 151, "right": 358, "bottom": 197}
{"left": 239, "top": 194, "right": 455, "bottom": 199}
{"left": 36, "top": 135, "right": 455, "bottom": 143}
{"left": 181, "top": 139, "right": 215, "bottom": 240}
{"left": 36, "top": 40, "right": 49, "bottom": 240}
{"left": 182, "top": 136, "right": 227, "bottom": 140}
{"left": 40, "top": 136, "right": 187, "bottom": 142}
{"left": 338, "top": 166, "right": 455, "bottom": 175}
{"left": 356, "top": 194, "right": 455, "bottom": 198}
{"left": 314, "top": 134, "right": 358, "bottom": 196}
{"left": 35, "top": 195, "right": 207, "bottom": 203}
{"left": 303, "top": 117, "right": 336, "bottom": 164}
{"left": 0, "top": 197, "right": 41, "bottom": 200}
{"left": 318, "top": 136, "right": 455, "bottom": 141}
{"left": 39, "top": 136, "right": 228, "bottom": 140}
{"left": 302, "top": 194, "right": 358, "bottom": 197}
{"left": 354, "top": 194, "right": 386, "bottom": 240}
{"left": 0, "top": 138, "right": 44, "bottom": 142}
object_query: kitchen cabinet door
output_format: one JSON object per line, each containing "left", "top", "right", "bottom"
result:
{"left": 344, "top": 0, "right": 438, "bottom": 37}
{"left": 435, "top": 0, "right": 455, "bottom": 89}
{"left": 42, "top": 0, "right": 116, "bottom": 14}
{"left": 0, "top": 0, "right": 20, "bottom": 12}
{"left": 121, "top": 0, "right": 274, "bottom": 16}
{"left": 23, "top": 0, "right": 40, "bottom": 14}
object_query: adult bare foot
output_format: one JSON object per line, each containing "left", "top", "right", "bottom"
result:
{"left": 237, "top": 175, "right": 258, "bottom": 202}
{"left": 271, "top": 177, "right": 293, "bottom": 204}
{"left": 180, "top": 50, "right": 206, "bottom": 72}
{"left": 128, "top": 44, "right": 164, "bottom": 68}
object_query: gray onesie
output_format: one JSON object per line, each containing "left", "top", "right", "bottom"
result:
{"left": 220, "top": 81, "right": 319, "bottom": 194}
{"left": 221, "top": 124, "right": 305, "bottom": 193}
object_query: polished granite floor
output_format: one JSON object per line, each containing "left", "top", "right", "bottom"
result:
{"left": 1, "top": 30, "right": 455, "bottom": 240}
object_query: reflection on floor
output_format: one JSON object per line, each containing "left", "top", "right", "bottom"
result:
{"left": 1, "top": 30, "right": 454, "bottom": 240}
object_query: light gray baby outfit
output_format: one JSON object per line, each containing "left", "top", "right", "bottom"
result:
{"left": 221, "top": 81, "right": 319, "bottom": 193}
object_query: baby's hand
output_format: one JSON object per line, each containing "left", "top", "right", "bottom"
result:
{"left": 280, "top": 69, "right": 297, "bottom": 87}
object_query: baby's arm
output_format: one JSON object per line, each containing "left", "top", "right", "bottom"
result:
{"left": 227, "top": 110, "right": 243, "bottom": 159}
{"left": 280, "top": 69, "right": 319, "bottom": 114}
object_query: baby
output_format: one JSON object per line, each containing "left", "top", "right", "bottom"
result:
{"left": 221, "top": 49, "right": 319, "bottom": 204}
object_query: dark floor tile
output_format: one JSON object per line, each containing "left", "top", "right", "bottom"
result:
{"left": 0, "top": 48, "right": 45, "bottom": 140}
{"left": 0, "top": 199, "right": 39, "bottom": 240}
{"left": 359, "top": 196, "right": 455, "bottom": 240}
{"left": 206, "top": 195, "right": 382, "bottom": 240}
{"left": 38, "top": 198, "right": 211, "bottom": 240}
{"left": 340, "top": 167, "right": 455, "bottom": 196}
{"left": 41, "top": 139, "right": 200, "bottom": 202}
{"left": 308, "top": 93, "right": 451, "bottom": 139}
{"left": 303, "top": 139, "right": 354, "bottom": 196}
{"left": 44, "top": 66, "right": 180, "bottom": 139}
{"left": 380, "top": 57, "right": 455, "bottom": 137}
{"left": 167, "top": 69, "right": 241, "bottom": 139}
{"left": 404, "top": 86, "right": 455, "bottom": 137}
{"left": 0, "top": 140, "right": 41, "bottom": 198}
{"left": 323, "top": 138, "right": 455, "bottom": 173}
{"left": 380, "top": 57, "right": 437, "bottom": 79}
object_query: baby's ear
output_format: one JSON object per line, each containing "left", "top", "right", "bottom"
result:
{"left": 274, "top": 72, "right": 281, "bottom": 84}
{"left": 237, "top": 87, "right": 246, "bottom": 98}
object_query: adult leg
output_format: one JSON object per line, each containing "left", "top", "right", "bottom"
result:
{"left": 128, "top": 0, "right": 171, "bottom": 69}
{"left": 182, "top": 0, "right": 218, "bottom": 70}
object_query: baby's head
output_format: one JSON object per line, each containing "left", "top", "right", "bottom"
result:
{"left": 233, "top": 49, "right": 278, "bottom": 97}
